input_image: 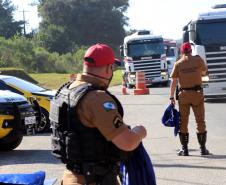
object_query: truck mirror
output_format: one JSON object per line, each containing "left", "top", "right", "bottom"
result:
{"left": 183, "top": 31, "right": 189, "bottom": 42}
{"left": 119, "top": 45, "right": 124, "bottom": 57}
{"left": 183, "top": 25, "right": 188, "bottom": 31}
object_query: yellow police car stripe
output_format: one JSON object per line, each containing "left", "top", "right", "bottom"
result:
{"left": 0, "top": 115, "right": 14, "bottom": 138}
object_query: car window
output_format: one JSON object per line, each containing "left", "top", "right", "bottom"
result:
{"left": 2, "top": 77, "right": 45, "bottom": 93}
{"left": 0, "top": 81, "right": 6, "bottom": 90}
{"left": 0, "top": 80, "right": 24, "bottom": 95}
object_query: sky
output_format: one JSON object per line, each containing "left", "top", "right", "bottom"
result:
{"left": 11, "top": 0, "right": 226, "bottom": 39}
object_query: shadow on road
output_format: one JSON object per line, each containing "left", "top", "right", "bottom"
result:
{"left": 0, "top": 149, "right": 60, "bottom": 166}
{"left": 153, "top": 159, "right": 226, "bottom": 170}
{"left": 205, "top": 98, "right": 226, "bottom": 103}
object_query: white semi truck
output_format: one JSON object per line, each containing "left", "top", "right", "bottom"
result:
{"left": 120, "top": 30, "right": 169, "bottom": 88}
{"left": 164, "top": 39, "right": 178, "bottom": 75}
{"left": 182, "top": 4, "right": 226, "bottom": 99}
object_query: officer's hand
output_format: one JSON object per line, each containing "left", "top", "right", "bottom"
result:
{"left": 171, "top": 98, "right": 176, "bottom": 105}
{"left": 132, "top": 125, "right": 147, "bottom": 139}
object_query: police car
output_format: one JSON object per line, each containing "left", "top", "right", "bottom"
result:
{"left": 0, "top": 75, "right": 56, "bottom": 133}
{"left": 0, "top": 90, "right": 39, "bottom": 151}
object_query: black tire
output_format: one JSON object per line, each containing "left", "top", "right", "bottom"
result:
{"left": 0, "top": 130, "right": 23, "bottom": 151}
{"left": 35, "top": 108, "right": 50, "bottom": 133}
{"left": 162, "top": 81, "right": 169, "bottom": 87}
{"left": 126, "top": 84, "right": 134, "bottom": 89}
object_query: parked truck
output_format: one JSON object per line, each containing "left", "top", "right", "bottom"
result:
{"left": 182, "top": 4, "right": 226, "bottom": 99}
{"left": 164, "top": 39, "right": 178, "bottom": 75}
{"left": 120, "top": 30, "right": 169, "bottom": 88}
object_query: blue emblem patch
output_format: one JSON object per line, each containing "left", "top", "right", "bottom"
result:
{"left": 103, "top": 102, "right": 116, "bottom": 111}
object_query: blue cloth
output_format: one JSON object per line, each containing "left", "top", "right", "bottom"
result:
{"left": 161, "top": 104, "right": 180, "bottom": 136}
{"left": 120, "top": 143, "right": 156, "bottom": 185}
{"left": 0, "top": 171, "right": 45, "bottom": 185}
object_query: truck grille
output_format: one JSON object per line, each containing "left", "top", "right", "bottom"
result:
{"left": 206, "top": 50, "right": 226, "bottom": 83}
{"left": 133, "top": 59, "right": 161, "bottom": 79}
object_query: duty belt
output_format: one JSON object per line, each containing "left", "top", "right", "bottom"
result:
{"left": 179, "top": 85, "right": 203, "bottom": 92}
{"left": 66, "top": 163, "right": 119, "bottom": 175}
{"left": 66, "top": 162, "right": 119, "bottom": 184}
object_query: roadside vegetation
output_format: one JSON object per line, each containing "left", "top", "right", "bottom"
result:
{"left": 0, "top": 0, "right": 130, "bottom": 88}
{"left": 30, "top": 70, "right": 123, "bottom": 90}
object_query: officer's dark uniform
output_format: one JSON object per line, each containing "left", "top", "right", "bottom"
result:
{"left": 171, "top": 47, "right": 210, "bottom": 156}
{"left": 50, "top": 74, "right": 129, "bottom": 185}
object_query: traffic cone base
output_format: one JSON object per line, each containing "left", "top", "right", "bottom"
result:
{"left": 122, "top": 86, "right": 128, "bottom": 95}
{"left": 134, "top": 88, "right": 149, "bottom": 95}
{"left": 133, "top": 71, "right": 150, "bottom": 95}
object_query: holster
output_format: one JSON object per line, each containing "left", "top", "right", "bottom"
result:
{"left": 82, "top": 163, "right": 119, "bottom": 185}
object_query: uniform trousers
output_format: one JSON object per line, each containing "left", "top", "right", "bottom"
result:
{"left": 62, "top": 169, "right": 120, "bottom": 185}
{"left": 178, "top": 91, "right": 206, "bottom": 133}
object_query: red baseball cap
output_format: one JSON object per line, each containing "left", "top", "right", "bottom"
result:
{"left": 84, "top": 43, "right": 121, "bottom": 67}
{"left": 180, "top": 42, "right": 192, "bottom": 54}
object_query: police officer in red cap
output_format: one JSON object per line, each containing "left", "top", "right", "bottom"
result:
{"left": 169, "top": 42, "right": 210, "bottom": 156}
{"left": 50, "top": 43, "right": 147, "bottom": 185}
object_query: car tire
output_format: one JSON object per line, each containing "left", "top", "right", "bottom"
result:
{"left": 0, "top": 130, "right": 23, "bottom": 151}
{"left": 35, "top": 108, "right": 50, "bottom": 133}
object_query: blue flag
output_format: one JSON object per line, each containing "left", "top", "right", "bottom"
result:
{"left": 120, "top": 143, "right": 156, "bottom": 185}
{"left": 0, "top": 171, "right": 45, "bottom": 185}
{"left": 161, "top": 104, "right": 180, "bottom": 136}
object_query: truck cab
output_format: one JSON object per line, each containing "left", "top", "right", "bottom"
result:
{"left": 182, "top": 4, "right": 226, "bottom": 99}
{"left": 164, "top": 40, "right": 178, "bottom": 75}
{"left": 120, "top": 30, "right": 169, "bottom": 87}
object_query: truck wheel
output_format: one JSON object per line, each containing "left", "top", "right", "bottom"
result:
{"left": 126, "top": 84, "right": 134, "bottom": 89}
{"left": 0, "top": 130, "right": 23, "bottom": 151}
{"left": 162, "top": 81, "right": 169, "bottom": 87}
{"left": 35, "top": 108, "right": 50, "bottom": 133}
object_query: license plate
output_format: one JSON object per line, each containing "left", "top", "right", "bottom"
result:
{"left": 24, "top": 116, "right": 36, "bottom": 125}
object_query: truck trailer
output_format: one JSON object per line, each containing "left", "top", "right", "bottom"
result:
{"left": 183, "top": 4, "right": 226, "bottom": 99}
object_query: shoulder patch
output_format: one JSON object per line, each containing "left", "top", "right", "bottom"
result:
{"left": 113, "top": 116, "right": 123, "bottom": 128}
{"left": 103, "top": 102, "right": 116, "bottom": 111}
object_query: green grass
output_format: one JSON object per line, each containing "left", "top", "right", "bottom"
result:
{"left": 30, "top": 70, "right": 123, "bottom": 90}
{"left": 29, "top": 73, "right": 70, "bottom": 89}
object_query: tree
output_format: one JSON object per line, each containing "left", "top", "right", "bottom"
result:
{"left": 37, "top": 0, "right": 129, "bottom": 53}
{"left": 0, "top": 0, "right": 24, "bottom": 38}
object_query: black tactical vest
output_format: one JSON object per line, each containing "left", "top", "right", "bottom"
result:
{"left": 49, "top": 82, "right": 127, "bottom": 165}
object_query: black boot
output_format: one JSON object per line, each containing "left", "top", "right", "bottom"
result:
{"left": 197, "top": 131, "right": 210, "bottom": 155}
{"left": 178, "top": 133, "right": 189, "bottom": 156}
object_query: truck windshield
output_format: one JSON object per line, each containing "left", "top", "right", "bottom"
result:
{"left": 196, "top": 19, "right": 226, "bottom": 45}
{"left": 127, "top": 39, "right": 164, "bottom": 57}
{"left": 165, "top": 47, "right": 175, "bottom": 57}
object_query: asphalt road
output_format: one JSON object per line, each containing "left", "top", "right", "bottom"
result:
{"left": 1, "top": 85, "right": 226, "bottom": 185}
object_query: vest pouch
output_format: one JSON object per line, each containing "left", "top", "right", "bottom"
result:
{"left": 51, "top": 121, "right": 67, "bottom": 161}
{"left": 65, "top": 132, "right": 82, "bottom": 162}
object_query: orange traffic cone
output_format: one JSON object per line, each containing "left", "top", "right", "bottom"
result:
{"left": 134, "top": 71, "right": 150, "bottom": 95}
{"left": 70, "top": 74, "right": 77, "bottom": 81}
{"left": 122, "top": 79, "right": 128, "bottom": 95}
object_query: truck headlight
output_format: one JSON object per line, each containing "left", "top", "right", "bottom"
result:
{"left": 161, "top": 72, "right": 167, "bottom": 76}
{"left": 202, "top": 76, "right": 209, "bottom": 82}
